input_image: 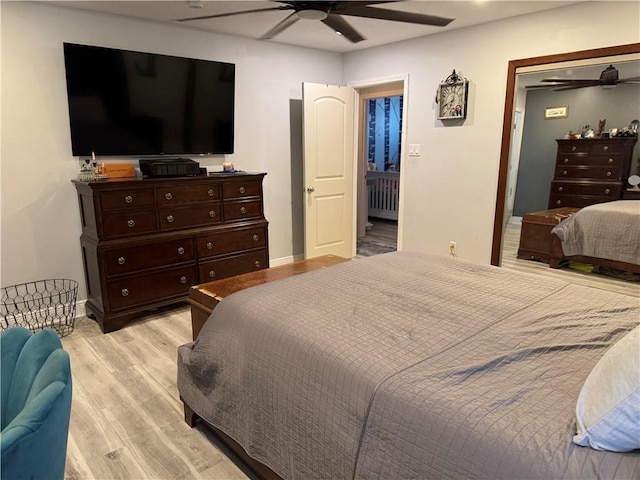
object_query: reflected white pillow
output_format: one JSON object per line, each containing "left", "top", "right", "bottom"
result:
{"left": 574, "top": 325, "right": 640, "bottom": 452}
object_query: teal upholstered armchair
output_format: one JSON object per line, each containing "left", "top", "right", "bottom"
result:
{"left": 1, "top": 326, "right": 72, "bottom": 480}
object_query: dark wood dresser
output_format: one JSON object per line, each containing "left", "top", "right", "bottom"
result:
{"left": 72, "top": 173, "right": 268, "bottom": 333}
{"left": 548, "top": 137, "right": 637, "bottom": 209}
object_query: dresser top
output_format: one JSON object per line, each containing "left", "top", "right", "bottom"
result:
{"left": 556, "top": 137, "right": 637, "bottom": 144}
{"left": 72, "top": 172, "right": 267, "bottom": 188}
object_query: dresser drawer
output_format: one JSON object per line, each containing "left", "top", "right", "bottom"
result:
{"left": 557, "top": 141, "right": 626, "bottom": 155}
{"left": 104, "top": 237, "right": 195, "bottom": 276}
{"left": 107, "top": 265, "right": 196, "bottom": 311}
{"left": 555, "top": 153, "right": 623, "bottom": 167}
{"left": 223, "top": 181, "right": 262, "bottom": 200}
{"left": 102, "top": 211, "right": 157, "bottom": 238}
{"left": 159, "top": 205, "right": 222, "bottom": 231}
{"left": 198, "top": 250, "right": 268, "bottom": 281}
{"left": 99, "top": 188, "right": 155, "bottom": 211}
{"left": 197, "top": 226, "right": 267, "bottom": 258}
{"left": 223, "top": 200, "right": 263, "bottom": 222}
{"left": 555, "top": 166, "right": 621, "bottom": 180}
{"left": 550, "top": 181, "right": 621, "bottom": 198}
{"left": 157, "top": 184, "right": 220, "bottom": 205}
{"left": 548, "top": 195, "right": 614, "bottom": 209}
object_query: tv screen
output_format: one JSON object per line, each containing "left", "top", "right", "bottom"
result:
{"left": 63, "top": 43, "right": 235, "bottom": 156}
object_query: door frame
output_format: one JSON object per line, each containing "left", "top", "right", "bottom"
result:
{"left": 348, "top": 73, "right": 409, "bottom": 250}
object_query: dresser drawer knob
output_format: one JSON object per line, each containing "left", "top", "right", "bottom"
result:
{"left": 125, "top": 195, "right": 133, "bottom": 204}
{"left": 608, "top": 158, "right": 614, "bottom": 164}
{"left": 118, "top": 257, "right": 126, "bottom": 265}
{"left": 254, "top": 260, "right": 261, "bottom": 268}
{"left": 240, "top": 206, "right": 247, "bottom": 214}
{"left": 603, "top": 145, "right": 609, "bottom": 151}
{"left": 253, "top": 234, "right": 259, "bottom": 242}
{"left": 563, "top": 158, "right": 569, "bottom": 164}
{"left": 562, "top": 170, "right": 567, "bottom": 176}
{"left": 605, "top": 189, "right": 611, "bottom": 194}
{"left": 121, "top": 288, "right": 129, "bottom": 297}
{"left": 239, "top": 186, "right": 246, "bottom": 194}
{"left": 177, "top": 247, "right": 185, "bottom": 255}
{"left": 127, "top": 219, "right": 135, "bottom": 228}
{"left": 571, "top": 146, "right": 577, "bottom": 151}
{"left": 165, "top": 192, "right": 173, "bottom": 200}
{"left": 209, "top": 270, "right": 216, "bottom": 278}
{"left": 167, "top": 215, "right": 175, "bottom": 223}
{"left": 558, "top": 186, "right": 563, "bottom": 192}
{"left": 209, "top": 210, "right": 216, "bottom": 218}
{"left": 206, "top": 242, "right": 213, "bottom": 249}
{"left": 606, "top": 171, "right": 612, "bottom": 177}
{"left": 556, "top": 200, "right": 562, "bottom": 205}
{"left": 208, "top": 189, "right": 215, "bottom": 197}
{"left": 180, "top": 276, "right": 187, "bottom": 284}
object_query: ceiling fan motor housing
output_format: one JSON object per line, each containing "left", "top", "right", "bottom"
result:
{"left": 294, "top": 2, "right": 330, "bottom": 20}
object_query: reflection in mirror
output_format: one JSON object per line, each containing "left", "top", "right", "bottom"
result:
{"left": 493, "top": 45, "right": 640, "bottom": 297}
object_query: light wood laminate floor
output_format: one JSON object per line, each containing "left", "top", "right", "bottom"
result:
{"left": 62, "top": 307, "right": 253, "bottom": 480}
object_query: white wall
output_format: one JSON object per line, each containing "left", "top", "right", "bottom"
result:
{"left": 1, "top": 1, "right": 342, "bottom": 298}
{"left": 343, "top": 1, "right": 640, "bottom": 262}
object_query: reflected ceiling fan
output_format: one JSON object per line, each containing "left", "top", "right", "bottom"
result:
{"left": 176, "top": 1, "right": 454, "bottom": 43}
{"left": 527, "top": 64, "right": 640, "bottom": 91}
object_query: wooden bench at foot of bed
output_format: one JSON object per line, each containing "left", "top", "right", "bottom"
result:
{"left": 187, "top": 254, "right": 349, "bottom": 340}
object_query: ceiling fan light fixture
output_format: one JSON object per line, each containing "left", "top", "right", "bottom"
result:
{"left": 188, "top": 0, "right": 203, "bottom": 9}
{"left": 296, "top": 8, "right": 329, "bottom": 21}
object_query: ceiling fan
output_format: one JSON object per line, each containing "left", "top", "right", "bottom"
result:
{"left": 526, "top": 64, "right": 640, "bottom": 91}
{"left": 176, "top": 1, "right": 455, "bottom": 43}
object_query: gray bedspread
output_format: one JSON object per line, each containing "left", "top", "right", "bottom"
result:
{"left": 551, "top": 200, "right": 640, "bottom": 265}
{"left": 177, "top": 251, "right": 640, "bottom": 480}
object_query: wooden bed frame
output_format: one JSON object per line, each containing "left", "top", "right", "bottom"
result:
{"left": 549, "top": 234, "right": 640, "bottom": 274}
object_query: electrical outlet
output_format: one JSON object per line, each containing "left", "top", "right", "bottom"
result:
{"left": 449, "top": 241, "right": 457, "bottom": 257}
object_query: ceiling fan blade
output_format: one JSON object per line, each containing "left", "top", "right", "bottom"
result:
{"left": 552, "top": 82, "right": 601, "bottom": 91}
{"left": 539, "top": 78, "right": 599, "bottom": 83}
{"left": 260, "top": 12, "right": 300, "bottom": 40}
{"left": 339, "top": 4, "right": 454, "bottom": 27}
{"left": 176, "top": 6, "right": 289, "bottom": 22}
{"left": 525, "top": 84, "right": 562, "bottom": 89}
{"left": 322, "top": 14, "right": 365, "bottom": 43}
{"left": 618, "top": 76, "right": 640, "bottom": 83}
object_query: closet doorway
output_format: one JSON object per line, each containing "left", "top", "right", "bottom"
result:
{"left": 354, "top": 81, "right": 404, "bottom": 257}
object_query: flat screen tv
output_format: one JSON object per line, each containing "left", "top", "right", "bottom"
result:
{"left": 63, "top": 43, "right": 235, "bottom": 156}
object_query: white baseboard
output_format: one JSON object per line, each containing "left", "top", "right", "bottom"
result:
{"left": 269, "top": 254, "right": 304, "bottom": 267}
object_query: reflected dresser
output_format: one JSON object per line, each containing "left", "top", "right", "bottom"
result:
{"left": 548, "top": 137, "right": 637, "bottom": 209}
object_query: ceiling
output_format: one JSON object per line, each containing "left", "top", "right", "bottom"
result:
{"left": 49, "top": 1, "right": 578, "bottom": 53}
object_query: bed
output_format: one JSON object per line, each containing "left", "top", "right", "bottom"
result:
{"left": 177, "top": 251, "right": 640, "bottom": 479}
{"left": 550, "top": 200, "right": 640, "bottom": 273}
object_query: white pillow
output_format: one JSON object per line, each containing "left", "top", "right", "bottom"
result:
{"left": 574, "top": 325, "right": 640, "bottom": 452}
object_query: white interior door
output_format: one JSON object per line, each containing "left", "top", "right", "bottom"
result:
{"left": 302, "top": 82, "right": 356, "bottom": 259}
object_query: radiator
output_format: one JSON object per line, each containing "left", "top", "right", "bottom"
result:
{"left": 367, "top": 171, "right": 399, "bottom": 220}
